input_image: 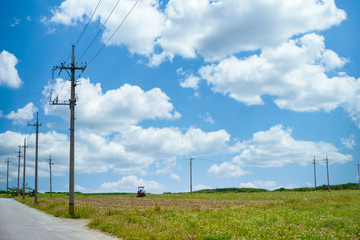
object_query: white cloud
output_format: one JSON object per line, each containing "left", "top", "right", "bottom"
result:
{"left": 10, "top": 17, "right": 21, "bottom": 27}
{"left": 341, "top": 135, "right": 356, "bottom": 149}
{"left": 195, "top": 33, "right": 360, "bottom": 127}
{"left": 193, "top": 184, "right": 211, "bottom": 191}
{"left": 158, "top": 0, "right": 345, "bottom": 61}
{"left": 0, "top": 50, "right": 22, "bottom": 88}
{"left": 5, "top": 103, "right": 38, "bottom": 125}
{"left": 96, "top": 175, "right": 165, "bottom": 193}
{"left": 200, "top": 112, "right": 215, "bottom": 125}
{"left": 75, "top": 184, "right": 86, "bottom": 192}
{"left": 120, "top": 126, "right": 230, "bottom": 159}
{"left": 198, "top": 34, "right": 352, "bottom": 109}
{"left": 0, "top": 123, "right": 230, "bottom": 178}
{"left": 45, "top": 0, "right": 345, "bottom": 64}
{"left": 239, "top": 180, "right": 277, "bottom": 190}
{"left": 208, "top": 162, "right": 249, "bottom": 178}
{"left": 232, "top": 125, "right": 352, "bottom": 167}
{"left": 239, "top": 180, "right": 297, "bottom": 191}
{"left": 43, "top": 78, "right": 180, "bottom": 134}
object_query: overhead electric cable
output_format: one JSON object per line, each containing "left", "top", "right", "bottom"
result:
{"left": 87, "top": 0, "right": 140, "bottom": 66}
{"left": 64, "top": 0, "right": 103, "bottom": 63}
{"left": 78, "top": 0, "right": 122, "bottom": 62}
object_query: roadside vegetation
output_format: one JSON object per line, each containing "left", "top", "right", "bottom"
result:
{"left": 9, "top": 188, "right": 360, "bottom": 240}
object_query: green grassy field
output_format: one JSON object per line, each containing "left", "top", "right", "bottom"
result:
{"left": 6, "top": 190, "right": 360, "bottom": 239}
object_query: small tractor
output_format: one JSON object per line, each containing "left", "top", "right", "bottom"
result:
{"left": 136, "top": 186, "right": 146, "bottom": 197}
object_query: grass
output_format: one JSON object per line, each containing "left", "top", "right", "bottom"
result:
{"left": 10, "top": 191, "right": 360, "bottom": 239}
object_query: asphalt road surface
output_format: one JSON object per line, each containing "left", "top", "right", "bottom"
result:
{"left": 0, "top": 198, "right": 119, "bottom": 240}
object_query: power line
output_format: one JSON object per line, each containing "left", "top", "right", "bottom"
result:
{"left": 64, "top": 0, "right": 104, "bottom": 63}
{"left": 78, "top": 0, "right": 122, "bottom": 62}
{"left": 87, "top": 0, "right": 140, "bottom": 66}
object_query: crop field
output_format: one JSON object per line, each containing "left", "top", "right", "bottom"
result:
{"left": 14, "top": 190, "right": 360, "bottom": 239}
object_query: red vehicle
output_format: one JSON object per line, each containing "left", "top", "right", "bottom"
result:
{"left": 137, "top": 186, "right": 146, "bottom": 197}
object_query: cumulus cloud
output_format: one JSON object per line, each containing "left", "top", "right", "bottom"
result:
{"left": 5, "top": 103, "right": 38, "bottom": 125}
{"left": 239, "top": 180, "right": 297, "bottom": 190}
{"left": 209, "top": 125, "right": 352, "bottom": 177}
{"left": 43, "top": 78, "right": 180, "bottom": 134}
{"left": 232, "top": 125, "right": 352, "bottom": 167}
{"left": 239, "top": 180, "right": 277, "bottom": 190}
{"left": 208, "top": 162, "right": 249, "bottom": 178}
{"left": 0, "top": 50, "right": 22, "bottom": 88}
{"left": 198, "top": 34, "right": 351, "bottom": 109}
{"left": 341, "top": 135, "right": 356, "bottom": 150}
{"left": 96, "top": 175, "right": 165, "bottom": 193}
{"left": 0, "top": 124, "right": 230, "bottom": 179}
{"left": 193, "top": 184, "right": 211, "bottom": 191}
{"left": 190, "top": 33, "right": 360, "bottom": 127}
{"left": 45, "top": 0, "right": 345, "bottom": 63}
{"left": 159, "top": 0, "right": 345, "bottom": 61}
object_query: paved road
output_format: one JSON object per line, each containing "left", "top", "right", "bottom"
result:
{"left": 0, "top": 198, "right": 119, "bottom": 240}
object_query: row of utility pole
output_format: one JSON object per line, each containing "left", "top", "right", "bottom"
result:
{"left": 3, "top": 117, "right": 54, "bottom": 199}
{"left": 189, "top": 156, "right": 360, "bottom": 193}
{"left": 313, "top": 155, "right": 331, "bottom": 191}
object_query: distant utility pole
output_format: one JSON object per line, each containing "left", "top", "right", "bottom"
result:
{"left": 5, "top": 157, "right": 11, "bottom": 197}
{"left": 15, "top": 146, "right": 22, "bottom": 196}
{"left": 48, "top": 155, "right": 54, "bottom": 197}
{"left": 356, "top": 162, "right": 360, "bottom": 190}
{"left": 28, "top": 112, "right": 41, "bottom": 204}
{"left": 324, "top": 155, "right": 330, "bottom": 192}
{"left": 51, "top": 45, "right": 86, "bottom": 214}
{"left": 190, "top": 157, "right": 194, "bottom": 193}
{"left": 312, "top": 156, "right": 317, "bottom": 191}
{"left": 21, "top": 138, "right": 28, "bottom": 199}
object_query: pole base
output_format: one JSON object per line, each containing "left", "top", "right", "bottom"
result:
{"left": 69, "top": 203, "right": 74, "bottom": 215}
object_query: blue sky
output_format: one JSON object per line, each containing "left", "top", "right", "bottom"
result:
{"left": 1, "top": 0, "right": 359, "bottom": 194}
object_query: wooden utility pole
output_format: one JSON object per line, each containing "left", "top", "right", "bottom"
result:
{"left": 357, "top": 162, "right": 360, "bottom": 190}
{"left": 21, "top": 138, "right": 27, "bottom": 199}
{"left": 28, "top": 112, "right": 41, "bottom": 204}
{"left": 313, "top": 156, "right": 317, "bottom": 191}
{"left": 324, "top": 155, "right": 330, "bottom": 192}
{"left": 48, "top": 155, "right": 54, "bottom": 197}
{"left": 51, "top": 45, "right": 86, "bottom": 214}
{"left": 5, "top": 157, "right": 10, "bottom": 197}
{"left": 15, "top": 146, "right": 22, "bottom": 196}
{"left": 190, "top": 157, "right": 194, "bottom": 193}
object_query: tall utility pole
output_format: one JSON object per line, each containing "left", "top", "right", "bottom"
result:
{"left": 5, "top": 157, "right": 10, "bottom": 197}
{"left": 48, "top": 155, "right": 54, "bottom": 197}
{"left": 51, "top": 45, "right": 86, "bottom": 214}
{"left": 190, "top": 157, "right": 194, "bottom": 193}
{"left": 356, "top": 162, "right": 360, "bottom": 190}
{"left": 312, "top": 156, "right": 317, "bottom": 191}
{"left": 28, "top": 112, "right": 41, "bottom": 204}
{"left": 324, "top": 155, "right": 330, "bottom": 192}
{"left": 15, "top": 146, "right": 22, "bottom": 196}
{"left": 22, "top": 138, "right": 28, "bottom": 199}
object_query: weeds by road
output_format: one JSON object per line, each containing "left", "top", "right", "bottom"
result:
{"left": 15, "top": 191, "right": 360, "bottom": 239}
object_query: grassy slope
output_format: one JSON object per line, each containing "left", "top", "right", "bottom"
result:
{"left": 12, "top": 190, "right": 360, "bottom": 240}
